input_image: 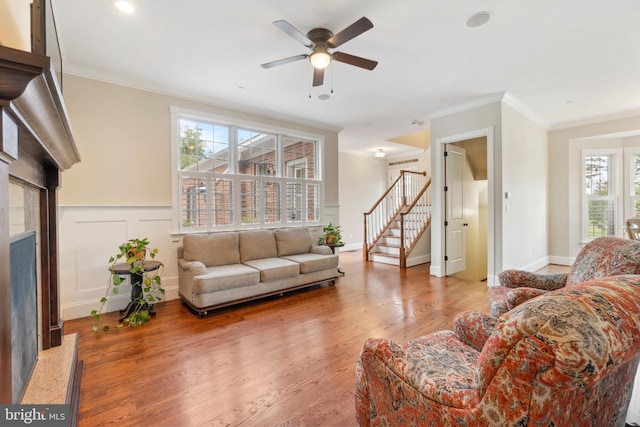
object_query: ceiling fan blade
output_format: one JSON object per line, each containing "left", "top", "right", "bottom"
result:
{"left": 312, "top": 67, "right": 325, "bottom": 87}
{"left": 332, "top": 52, "right": 378, "bottom": 70}
{"left": 273, "top": 20, "right": 313, "bottom": 48}
{"left": 327, "top": 17, "right": 373, "bottom": 48}
{"left": 261, "top": 54, "right": 308, "bottom": 69}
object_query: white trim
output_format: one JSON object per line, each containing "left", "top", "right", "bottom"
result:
{"left": 550, "top": 108, "right": 640, "bottom": 131}
{"left": 426, "top": 91, "right": 549, "bottom": 131}
{"left": 426, "top": 92, "right": 506, "bottom": 121}
{"left": 502, "top": 92, "right": 549, "bottom": 130}
{"left": 171, "top": 109, "right": 324, "bottom": 233}
{"left": 432, "top": 127, "right": 496, "bottom": 281}
{"left": 548, "top": 255, "right": 574, "bottom": 266}
{"left": 170, "top": 106, "right": 326, "bottom": 143}
{"left": 341, "top": 243, "right": 361, "bottom": 252}
{"left": 580, "top": 147, "right": 624, "bottom": 240}
{"left": 406, "top": 254, "right": 430, "bottom": 267}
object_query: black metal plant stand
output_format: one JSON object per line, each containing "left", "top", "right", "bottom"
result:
{"left": 109, "top": 261, "right": 162, "bottom": 322}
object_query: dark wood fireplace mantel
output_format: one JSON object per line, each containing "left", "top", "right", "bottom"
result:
{"left": 0, "top": 44, "right": 80, "bottom": 404}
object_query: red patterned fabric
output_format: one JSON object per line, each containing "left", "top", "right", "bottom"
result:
{"left": 491, "top": 236, "right": 640, "bottom": 316}
{"left": 453, "top": 311, "right": 498, "bottom": 352}
{"left": 356, "top": 275, "right": 640, "bottom": 426}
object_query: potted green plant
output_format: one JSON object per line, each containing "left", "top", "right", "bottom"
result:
{"left": 318, "top": 223, "right": 343, "bottom": 245}
{"left": 90, "top": 237, "right": 165, "bottom": 331}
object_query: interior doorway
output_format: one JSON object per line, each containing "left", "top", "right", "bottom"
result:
{"left": 443, "top": 137, "right": 488, "bottom": 281}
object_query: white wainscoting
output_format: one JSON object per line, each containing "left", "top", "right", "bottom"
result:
{"left": 59, "top": 206, "right": 181, "bottom": 320}
{"left": 59, "top": 205, "right": 341, "bottom": 320}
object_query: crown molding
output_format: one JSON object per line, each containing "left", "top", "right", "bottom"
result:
{"left": 62, "top": 63, "right": 343, "bottom": 134}
{"left": 501, "top": 92, "right": 549, "bottom": 130}
{"left": 549, "top": 108, "right": 640, "bottom": 131}
{"left": 426, "top": 91, "right": 549, "bottom": 130}
{"left": 425, "top": 92, "right": 507, "bottom": 121}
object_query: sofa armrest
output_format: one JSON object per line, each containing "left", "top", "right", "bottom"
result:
{"left": 178, "top": 258, "right": 207, "bottom": 275}
{"left": 506, "top": 287, "right": 548, "bottom": 309}
{"left": 453, "top": 311, "right": 498, "bottom": 352}
{"left": 498, "top": 270, "right": 568, "bottom": 290}
{"left": 309, "top": 245, "right": 333, "bottom": 255}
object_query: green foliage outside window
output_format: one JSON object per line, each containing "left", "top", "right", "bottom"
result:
{"left": 180, "top": 126, "right": 207, "bottom": 169}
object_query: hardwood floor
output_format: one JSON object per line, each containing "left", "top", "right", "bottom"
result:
{"left": 65, "top": 250, "right": 492, "bottom": 426}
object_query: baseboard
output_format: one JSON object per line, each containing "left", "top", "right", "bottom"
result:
{"left": 62, "top": 283, "right": 180, "bottom": 320}
{"left": 429, "top": 264, "right": 443, "bottom": 277}
{"left": 519, "top": 256, "right": 551, "bottom": 272}
{"left": 340, "top": 243, "right": 362, "bottom": 252}
{"left": 548, "top": 255, "right": 574, "bottom": 266}
{"left": 406, "top": 254, "right": 430, "bottom": 267}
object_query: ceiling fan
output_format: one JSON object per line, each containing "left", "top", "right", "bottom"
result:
{"left": 261, "top": 17, "right": 378, "bottom": 87}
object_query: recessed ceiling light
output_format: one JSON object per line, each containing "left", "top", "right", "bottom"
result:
{"left": 114, "top": 0, "right": 135, "bottom": 14}
{"left": 465, "top": 11, "right": 492, "bottom": 28}
{"left": 317, "top": 94, "right": 331, "bottom": 101}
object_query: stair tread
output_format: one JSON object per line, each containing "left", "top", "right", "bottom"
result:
{"left": 370, "top": 252, "right": 400, "bottom": 259}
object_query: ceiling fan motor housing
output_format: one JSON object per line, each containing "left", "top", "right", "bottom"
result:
{"left": 307, "top": 28, "right": 334, "bottom": 49}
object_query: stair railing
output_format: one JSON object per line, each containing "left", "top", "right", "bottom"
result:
{"left": 363, "top": 170, "right": 427, "bottom": 261}
{"left": 398, "top": 178, "right": 432, "bottom": 267}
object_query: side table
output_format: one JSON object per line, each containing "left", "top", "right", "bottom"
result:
{"left": 109, "top": 260, "right": 162, "bottom": 322}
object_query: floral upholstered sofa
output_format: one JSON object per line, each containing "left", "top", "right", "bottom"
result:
{"left": 355, "top": 275, "right": 640, "bottom": 426}
{"left": 489, "top": 236, "right": 640, "bottom": 317}
{"left": 178, "top": 228, "right": 339, "bottom": 316}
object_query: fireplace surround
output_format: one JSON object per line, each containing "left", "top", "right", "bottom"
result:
{"left": 0, "top": 44, "right": 81, "bottom": 405}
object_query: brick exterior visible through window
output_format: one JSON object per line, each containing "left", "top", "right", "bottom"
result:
{"left": 175, "top": 114, "right": 322, "bottom": 232}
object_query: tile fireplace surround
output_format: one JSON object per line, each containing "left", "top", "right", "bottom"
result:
{"left": 0, "top": 44, "right": 81, "bottom": 420}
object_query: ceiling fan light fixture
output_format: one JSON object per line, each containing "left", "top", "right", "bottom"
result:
{"left": 375, "top": 148, "right": 386, "bottom": 158}
{"left": 310, "top": 51, "right": 332, "bottom": 69}
{"left": 114, "top": 0, "right": 135, "bottom": 14}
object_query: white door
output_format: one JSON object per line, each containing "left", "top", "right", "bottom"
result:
{"left": 445, "top": 145, "right": 466, "bottom": 274}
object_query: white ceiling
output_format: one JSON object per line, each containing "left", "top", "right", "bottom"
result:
{"left": 51, "top": 0, "right": 640, "bottom": 158}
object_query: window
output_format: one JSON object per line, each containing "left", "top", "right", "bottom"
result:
{"left": 627, "top": 149, "right": 640, "bottom": 217}
{"left": 583, "top": 152, "right": 617, "bottom": 239}
{"left": 581, "top": 146, "right": 640, "bottom": 241}
{"left": 173, "top": 108, "right": 322, "bottom": 233}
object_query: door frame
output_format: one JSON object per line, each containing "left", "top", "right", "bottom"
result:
{"left": 430, "top": 126, "right": 499, "bottom": 284}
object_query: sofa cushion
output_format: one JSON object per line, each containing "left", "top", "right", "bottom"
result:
{"left": 183, "top": 232, "right": 240, "bottom": 267}
{"left": 281, "top": 252, "right": 338, "bottom": 274}
{"left": 192, "top": 264, "right": 259, "bottom": 293}
{"left": 239, "top": 230, "right": 278, "bottom": 262}
{"left": 243, "top": 257, "right": 299, "bottom": 282}
{"left": 275, "top": 228, "right": 313, "bottom": 256}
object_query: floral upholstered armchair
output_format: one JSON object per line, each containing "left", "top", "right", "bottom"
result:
{"left": 355, "top": 275, "right": 640, "bottom": 426}
{"left": 490, "top": 236, "right": 640, "bottom": 317}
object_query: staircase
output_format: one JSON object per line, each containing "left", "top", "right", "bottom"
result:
{"left": 364, "top": 171, "right": 432, "bottom": 267}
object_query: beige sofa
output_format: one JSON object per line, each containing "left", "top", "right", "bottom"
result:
{"left": 178, "top": 228, "right": 340, "bottom": 316}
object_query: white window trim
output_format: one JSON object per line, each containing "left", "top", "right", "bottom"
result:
{"left": 170, "top": 106, "right": 324, "bottom": 234}
{"left": 581, "top": 148, "right": 623, "bottom": 242}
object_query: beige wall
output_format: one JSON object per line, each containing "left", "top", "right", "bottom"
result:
{"left": 0, "top": 0, "right": 31, "bottom": 51}
{"left": 338, "top": 152, "right": 388, "bottom": 248}
{"left": 500, "top": 103, "right": 548, "bottom": 270}
{"left": 59, "top": 74, "right": 340, "bottom": 208}
{"left": 549, "top": 114, "right": 640, "bottom": 259}
{"left": 57, "top": 74, "right": 340, "bottom": 319}
{"left": 429, "top": 97, "right": 549, "bottom": 281}
{"left": 430, "top": 101, "right": 503, "bottom": 281}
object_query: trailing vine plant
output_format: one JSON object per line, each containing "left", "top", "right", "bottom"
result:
{"left": 90, "top": 238, "right": 165, "bottom": 331}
